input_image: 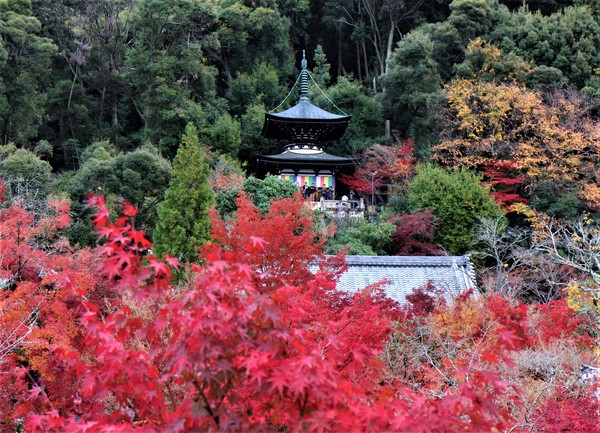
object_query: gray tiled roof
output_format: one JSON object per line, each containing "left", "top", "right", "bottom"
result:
{"left": 335, "top": 255, "right": 476, "bottom": 304}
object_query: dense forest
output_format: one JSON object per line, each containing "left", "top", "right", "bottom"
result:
{"left": 0, "top": 0, "right": 599, "bottom": 431}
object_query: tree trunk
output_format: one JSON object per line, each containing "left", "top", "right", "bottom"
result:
{"left": 3, "top": 114, "right": 12, "bottom": 146}
{"left": 337, "top": 25, "right": 343, "bottom": 77}
{"left": 362, "top": 41, "right": 369, "bottom": 80}
{"left": 385, "top": 18, "right": 396, "bottom": 76}
{"left": 112, "top": 98, "right": 119, "bottom": 146}
{"left": 356, "top": 43, "right": 362, "bottom": 82}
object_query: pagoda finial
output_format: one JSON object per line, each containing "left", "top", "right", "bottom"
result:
{"left": 300, "top": 50, "right": 308, "bottom": 102}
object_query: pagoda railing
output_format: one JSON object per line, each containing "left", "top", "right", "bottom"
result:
{"left": 306, "top": 198, "right": 365, "bottom": 218}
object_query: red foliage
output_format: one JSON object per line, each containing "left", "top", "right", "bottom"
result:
{"left": 202, "top": 191, "right": 331, "bottom": 288}
{"left": 18, "top": 196, "right": 521, "bottom": 432}
{"left": 486, "top": 295, "right": 531, "bottom": 349}
{"left": 340, "top": 140, "right": 415, "bottom": 195}
{"left": 3, "top": 194, "right": 594, "bottom": 433}
{"left": 389, "top": 211, "right": 441, "bottom": 256}
{"left": 535, "top": 388, "right": 600, "bottom": 433}
{"left": 16, "top": 195, "right": 393, "bottom": 432}
{"left": 0, "top": 197, "right": 113, "bottom": 429}
{"left": 532, "top": 299, "right": 594, "bottom": 347}
{"left": 405, "top": 282, "right": 446, "bottom": 316}
{"left": 482, "top": 160, "right": 529, "bottom": 208}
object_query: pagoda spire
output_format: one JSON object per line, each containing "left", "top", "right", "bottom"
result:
{"left": 300, "top": 50, "right": 308, "bottom": 102}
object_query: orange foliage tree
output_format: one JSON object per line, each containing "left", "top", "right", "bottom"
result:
{"left": 435, "top": 80, "right": 600, "bottom": 211}
{"left": 0, "top": 192, "right": 116, "bottom": 427}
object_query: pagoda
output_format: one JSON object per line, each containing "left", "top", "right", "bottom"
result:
{"left": 256, "top": 51, "right": 354, "bottom": 200}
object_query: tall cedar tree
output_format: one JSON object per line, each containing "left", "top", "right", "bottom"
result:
{"left": 153, "top": 123, "right": 214, "bottom": 262}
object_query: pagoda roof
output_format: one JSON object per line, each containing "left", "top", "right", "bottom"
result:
{"left": 262, "top": 110, "right": 350, "bottom": 141}
{"left": 258, "top": 150, "right": 354, "bottom": 167}
{"left": 268, "top": 100, "right": 350, "bottom": 121}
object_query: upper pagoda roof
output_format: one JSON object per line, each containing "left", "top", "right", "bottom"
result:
{"left": 268, "top": 99, "right": 349, "bottom": 121}
{"left": 261, "top": 51, "right": 351, "bottom": 142}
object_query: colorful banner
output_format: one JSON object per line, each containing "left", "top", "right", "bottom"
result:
{"left": 279, "top": 175, "right": 335, "bottom": 188}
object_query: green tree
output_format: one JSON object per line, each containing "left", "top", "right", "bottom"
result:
{"left": 69, "top": 141, "right": 172, "bottom": 215}
{"left": 153, "top": 123, "right": 214, "bottom": 261}
{"left": 125, "top": 0, "right": 219, "bottom": 155}
{"left": 490, "top": 5, "right": 600, "bottom": 88}
{"left": 63, "top": 0, "right": 136, "bottom": 149}
{"left": 582, "top": 73, "right": 600, "bottom": 99}
{"left": 240, "top": 174, "right": 298, "bottom": 213}
{"left": 205, "top": 0, "right": 293, "bottom": 85}
{"left": 112, "top": 144, "right": 172, "bottom": 228}
{"left": 226, "top": 62, "right": 286, "bottom": 116}
{"left": 383, "top": 31, "right": 443, "bottom": 159}
{"left": 0, "top": 0, "right": 57, "bottom": 146}
{"left": 66, "top": 140, "right": 172, "bottom": 243}
{"left": 239, "top": 102, "right": 281, "bottom": 167}
{"left": 574, "top": 0, "right": 600, "bottom": 19}
{"left": 202, "top": 112, "right": 241, "bottom": 158}
{"left": 28, "top": 0, "right": 100, "bottom": 163}
{"left": 226, "top": 72, "right": 256, "bottom": 117}
{"left": 525, "top": 65, "right": 567, "bottom": 90}
{"left": 325, "top": 219, "right": 396, "bottom": 255}
{"left": 0, "top": 143, "right": 52, "bottom": 199}
{"left": 215, "top": 174, "right": 299, "bottom": 217}
{"left": 419, "top": 21, "right": 464, "bottom": 82}
{"left": 407, "top": 164, "right": 504, "bottom": 254}
{"left": 69, "top": 140, "right": 119, "bottom": 196}
{"left": 311, "top": 44, "right": 331, "bottom": 89}
{"left": 530, "top": 181, "right": 581, "bottom": 220}
{"left": 448, "top": 0, "right": 498, "bottom": 45}
{"left": 321, "top": 76, "right": 383, "bottom": 156}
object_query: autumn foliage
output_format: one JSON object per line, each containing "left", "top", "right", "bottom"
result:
{"left": 340, "top": 139, "right": 415, "bottom": 196}
{"left": 435, "top": 80, "right": 600, "bottom": 211}
{"left": 389, "top": 211, "right": 441, "bottom": 256}
{"left": 0, "top": 194, "right": 115, "bottom": 426}
{"left": 482, "top": 159, "right": 529, "bottom": 209}
{"left": 0, "top": 194, "right": 596, "bottom": 432}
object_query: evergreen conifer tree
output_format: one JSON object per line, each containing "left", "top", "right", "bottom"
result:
{"left": 312, "top": 45, "right": 331, "bottom": 89}
{"left": 153, "top": 123, "right": 214, "bottom": 262}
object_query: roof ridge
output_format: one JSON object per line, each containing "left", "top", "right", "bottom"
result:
{"left": 341, "top": 255, "right": 469, "bottom": 265}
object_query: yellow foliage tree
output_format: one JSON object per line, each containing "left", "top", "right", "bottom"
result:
{"left": 435, "top": 80, "right": 600, "bottom": 210}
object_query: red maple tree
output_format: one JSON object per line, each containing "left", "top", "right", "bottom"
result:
{"left": 482, "top": 159, "right": 529, "bottom": 209}
{"left": 0, "top": 191, "right": 116, "bottom": 428}
{"left": 340, "top": 140, "right": 415, "bottom": 196}
{"left": 389, "top": 211, "right": 441, "bottom": 256}
{"left": 0, "top": 192, "right": 593, "bottom": 432}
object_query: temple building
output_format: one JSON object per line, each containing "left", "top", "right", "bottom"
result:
{"left": 257, "top": 51, "right": 356, "bottom": 203}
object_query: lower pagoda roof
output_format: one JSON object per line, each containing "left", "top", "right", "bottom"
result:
{"left": 257, "top": 149, "right": 354, "bottom": 167}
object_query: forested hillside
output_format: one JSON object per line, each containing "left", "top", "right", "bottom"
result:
{"left": 0, "top": 0, "right": 599, "bottom": 431}
{"left": 1, "top": 0, "right": 598, "bottom": 213}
